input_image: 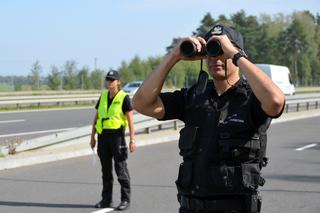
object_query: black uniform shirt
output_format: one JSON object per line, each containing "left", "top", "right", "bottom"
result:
{"left": 160, "top": 78, "right": 285, "bottom": 197}
{"left": 159, "top": 78, "right": 283, "bottom": 126}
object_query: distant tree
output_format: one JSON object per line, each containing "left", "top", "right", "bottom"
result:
{"left": 193, "top": 13, "right": 217, "bottom": 36}
{"left": 13, "top": 76, "right": 30, "bottom": 91}
{"left": 91, "top": 69, "right": 105, "bottom": 90}
{"left": 30, "top": 60, "right": 42, "bottom": 90}
{"left": 118, "top": 61, "right": 130, "bottom": 84}
{"left": 119, "top": 55, "right": 152, "bottom": 83}
{"left": 47, "top": 65, "right": 61, "bottom": 90}
{"left": 278, "top": 18, "right": 308, "bottom": 85}
{"left": 231, "top": 11, "right": 262, "bottom": 61}
{"left": 78, "top": 66, "right": 92, "bottom": 90}
{"left": 63, "top": 60, "right": 78, "bottom": 90}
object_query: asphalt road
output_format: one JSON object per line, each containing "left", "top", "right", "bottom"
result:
{"left": 0, "top": 117, "right": 319, "bottom": 213}
{"left": 0, "top": 108, "right": 96, "bottom": 144}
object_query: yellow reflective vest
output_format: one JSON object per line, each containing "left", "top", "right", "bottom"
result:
{"left": 95, "top": 90, "right": 128, "bottom": 134}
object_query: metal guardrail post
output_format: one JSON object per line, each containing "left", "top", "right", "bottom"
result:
{"left": 285, "top": 104, "right": 289, "bottom": 113}
{"left": 306, "top": 102, "right": 309, "bottom": 110}
{"left": 316, "top": 101, "right": 318, "bottom": 109}
{"left": 145, "top": 127, "right": 151, "bottom": 134}
{"left": 159, "top": 124, "right": 162, "bottom": 130}
{"left": 296, "top": 103, "right": 300, "bottom": 112}
{"left": 174, "top": 120, "right": 178, "bottom": 130}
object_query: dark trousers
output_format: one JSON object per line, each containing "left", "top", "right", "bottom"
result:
{"left": 179, "top": 208, "right": 240, "bottom": 213}
{"left": 97, "top": 130, "right": 131, "bottom": 203}
{"left": 178, "top": 194, "right": 252, "bottom": 213}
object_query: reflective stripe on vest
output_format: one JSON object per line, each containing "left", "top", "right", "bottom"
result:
{"left": 95, "top": 90, "right": 128, "bottom": 134}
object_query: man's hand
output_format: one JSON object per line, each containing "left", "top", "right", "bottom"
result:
{"left": 207, "top": 35, "right": 238, "bottom": 59}
{"left": 176, "top": 36, "right": 207, "bottom": 61}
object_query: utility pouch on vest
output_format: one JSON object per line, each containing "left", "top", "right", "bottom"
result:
{"left": 241, "top": 163, "right": 265, "bottom": 190}
{"left": 176, "top": 161, "right": 193, "bottom": 191}
{"left": 245, "top": 192, "right": 262, "bottom": 213}
{"left": 178, "top": 126, "right": 199, "bottom": 157}
{"left": 208, "top": 164, "right": 242, "bottom": 190}
{"left": 207, "top": 163, "right": 264, "bottom": 191}
{"left": 218, "top": 139, "right": 261, "bottom": 162}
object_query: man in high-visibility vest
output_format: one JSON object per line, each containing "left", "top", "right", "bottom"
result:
{"left": 91, "top": 70, "right": 136, "bottom": 211}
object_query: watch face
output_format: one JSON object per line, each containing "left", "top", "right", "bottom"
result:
{"left": 239, "top": 50, "right": 247, "bottom": 57}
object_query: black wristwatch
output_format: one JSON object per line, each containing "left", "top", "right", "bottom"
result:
{"left": 232, "top": 50, "right": 247, "bottom": 66}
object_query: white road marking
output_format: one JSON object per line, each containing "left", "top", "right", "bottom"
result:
{"left": 295, "top": 143, "right": 317, "bottom": 151}
{"left": 0, "top": 119, "right": 25, "bottom": 124}
{"left": 91, "top": 208, "right": 114, "bottom": 213}
{"left": 0, "top": 128, "right": 75, "bottom": 138}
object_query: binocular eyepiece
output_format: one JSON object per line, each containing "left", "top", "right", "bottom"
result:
{"left": 180, "top": 40, "right": 223, "bottom": 57}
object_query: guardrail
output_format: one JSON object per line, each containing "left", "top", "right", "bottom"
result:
{"left": 285, "top": 98, "right": 320, "bottom": 113}
{"left": 1, "top": 94, "right": 320, "bottom": 109}
{"left": 0, "top": 113, "right": 183, "bottom": 156}
{"left": 1, "top": 95, "right": 320, "bottom": 156}
{"left": 0, "top": 97, "right": 99, "bottom": 108}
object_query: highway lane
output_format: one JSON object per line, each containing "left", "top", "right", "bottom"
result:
{"left": 0, "top": 107, "right": 96, "bottom": 144}
{"left": 1, "top": 93, "right": 319, "bottom": 144}
{"left": 262, "top": 117, "right": 320, "bottom": 213}
{"left": 0, "top": 116, "right": 319, "bottom": 213}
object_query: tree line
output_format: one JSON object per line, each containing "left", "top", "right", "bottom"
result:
{"left": 1, "top": 10, "right": 319, "bottom": 91}
{"left": 0, "top": 60, "right": 106, "bottom": 91}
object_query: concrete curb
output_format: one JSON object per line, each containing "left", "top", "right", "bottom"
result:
{"left": 0, "top": 149, "right": 92, "bottom": 170}
{"left": 0, "top": 133, "right": 180, "bottom": 171}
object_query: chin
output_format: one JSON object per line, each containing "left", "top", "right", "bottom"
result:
{"left": 210, "top": 70, "right": 225, "bottom": 79}
{"left": 213, "top": 76, "right": 227, "bottom": 81}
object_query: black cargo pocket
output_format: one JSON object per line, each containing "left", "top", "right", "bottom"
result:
{"left": 218, "top": 139, "right": 261, "bottom": 162}
{"left": 241, "top": 163, "right": 265, "bottom": 190}
{"left": 119, "top": 145, "right": 128, "bottom": 161}
{"left": 115, "top": 138, "right": 128, "bottom": 161}
{"left": 176, "top": 161, "right": 193, "bottom": 190}
{"left": 178, "top": 126, "right": 198, "bottom": 156}
{"left": 208, "top": 165, "right": 241, "bottom": 190}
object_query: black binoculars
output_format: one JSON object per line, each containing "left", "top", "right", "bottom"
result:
{"left": 180, "top": 39, "right": 223, "bottom": 57}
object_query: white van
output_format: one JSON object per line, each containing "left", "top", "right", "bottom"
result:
{"left": 255, "top": 64, "right": 295, "bottom": 96}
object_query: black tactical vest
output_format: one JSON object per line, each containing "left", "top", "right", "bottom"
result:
{"left": 176, "top": 79, "right": 271, "bottom": 197}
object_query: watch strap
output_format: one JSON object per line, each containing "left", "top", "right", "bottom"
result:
{"left": 232, "top": 50, "right": 247, "bottom": 66}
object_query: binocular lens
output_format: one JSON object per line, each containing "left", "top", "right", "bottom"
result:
{"left": 206, "top": 40, "right": 223, "bottom": 57}
{"left": 180, "top": 40, "right": 197, "bottom": 57}
{"left": 179, "top": 40, "right": 223, "bottom": 57}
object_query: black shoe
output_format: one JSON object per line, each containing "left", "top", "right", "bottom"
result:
{"left": 116, "top": 201, "right": 130, "bottom": 211}
{"left": 94, "top": 200, "right": 113, "bottom": 208}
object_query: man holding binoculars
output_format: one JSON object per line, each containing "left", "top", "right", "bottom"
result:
{"left": 133, "top": 24, "right": 285, "bottom": 213}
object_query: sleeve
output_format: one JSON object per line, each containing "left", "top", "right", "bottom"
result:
{"left": 159, "top": 89, "right": 186, "bottom": 121}
{"left": 95, "top": 96, "right": 101, "bottom": 109}
{"left": 251, "top": 93, "right": 285, "bottom": 125}
{"left": 271, "top": 99, "right": 285, "bottom": 119}
{"left": 122, "top": 95, "right": 133, "bottom": 114}
{"left": 251, "top": 95, "right": 268, "bottom": 124}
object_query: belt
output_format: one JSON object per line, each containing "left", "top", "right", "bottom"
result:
{"left": 179, "top": 195, "right": 245, "bottom": 212}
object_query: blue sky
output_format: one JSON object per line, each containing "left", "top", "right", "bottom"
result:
{"left": 0, "top": 0, "right": 319, "bottom": 76}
